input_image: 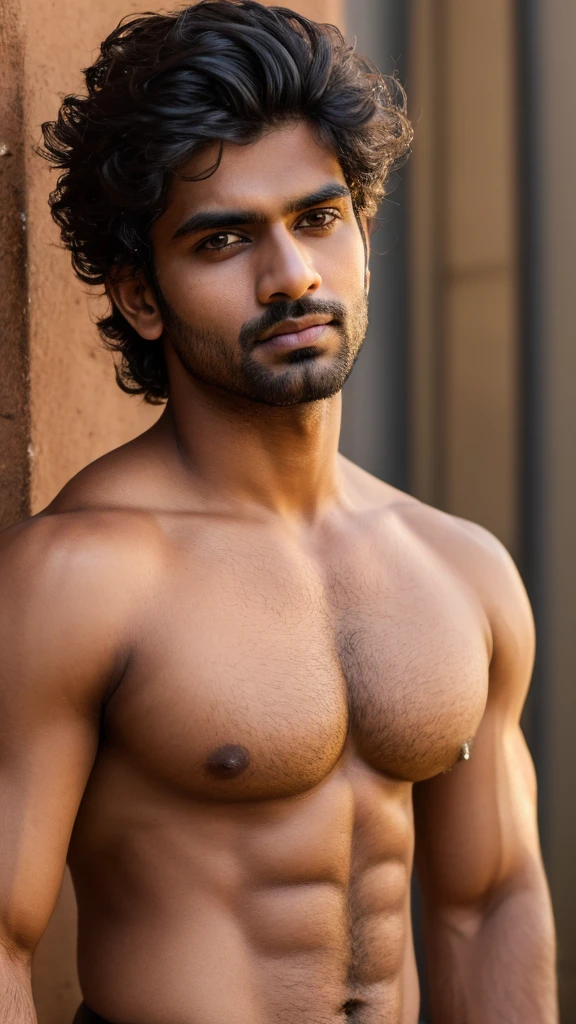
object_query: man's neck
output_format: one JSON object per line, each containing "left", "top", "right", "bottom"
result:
{"left": 153, "top": 382, "right": 343, "bottom": 523}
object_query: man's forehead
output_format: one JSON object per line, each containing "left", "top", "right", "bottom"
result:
{"left": 158, "top": 122, "right": 347, "bottom": 232}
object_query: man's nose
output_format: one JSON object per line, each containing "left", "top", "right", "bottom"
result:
{"left": 255, "top": 228, "right": 322, "bottom": 304}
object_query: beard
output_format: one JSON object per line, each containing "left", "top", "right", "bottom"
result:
{"left": 158, "top": 291, "right": 369, "bottom": 407}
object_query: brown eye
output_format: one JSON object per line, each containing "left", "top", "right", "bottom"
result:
{"left": 200, "top": 232, "right": 245, "bottom": 251}
{"left": 299, "top": 210, "right": 338, "bottom": 230}
{"left": 205, "top": 233, "right": 232, "bottom": 249}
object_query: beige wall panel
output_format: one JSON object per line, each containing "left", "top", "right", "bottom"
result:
{"left": 440, "top": 0, "right": 519, "bottom": 554}
{"left": 442, "top": 272, "right": 518, "bottom": 553}
{"left": 409, "top": 0, "right": 519, "bottom": 555}
{"left": 443, "top": 0, "right": 516, "bottom": 271}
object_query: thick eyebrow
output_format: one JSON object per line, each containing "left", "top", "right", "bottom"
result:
{"left": 171, "top": 183, "right": 351, "bottom": 242}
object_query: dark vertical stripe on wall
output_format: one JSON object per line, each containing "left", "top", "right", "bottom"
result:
{"left": 515, "top": 1, "right": 576, "bottom": 1016}
{"left": 0, "top": 0, "right": 31, "bottom": 530}
{"left": 430, "top": 1, "right": 448, "bottom": 517}
{"left": 339, "top": 0, "right": 409, "bottom": 490}
{"left": 515, "top": 0, "right": 547, "bottom": 843}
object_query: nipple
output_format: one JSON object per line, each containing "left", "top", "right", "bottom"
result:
{"left": 205, "top": 743, "right": 250, "bottom": 779}
{"left": 458, "top": 741, "right": 471, "bottom": 762}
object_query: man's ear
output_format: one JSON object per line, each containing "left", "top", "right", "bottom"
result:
{"left": 106, "top": 268, "right": 164, "bottom": 341}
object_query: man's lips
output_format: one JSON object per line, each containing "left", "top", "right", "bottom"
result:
{"left": 256, "top": 321, "right": 334, "bottom": 351}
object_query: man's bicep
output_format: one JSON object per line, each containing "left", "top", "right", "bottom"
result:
{"left": 0, "top": 516, "right": 130, "bottom": 958}
{"left": 0, "top": 687, "right": 100, "bottom": 957}
{"left": 413, "top": 707, "right": 541, "bottom": 912}
{"left": 413, "top": 516, "right": 544, "bottom": 909}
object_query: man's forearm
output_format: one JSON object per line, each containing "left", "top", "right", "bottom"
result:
{"left": 424, "top": 876, "right": 558, "bottom": 1023}
{"left": 0, "top": 948, "right": 36, "bottom": 1024}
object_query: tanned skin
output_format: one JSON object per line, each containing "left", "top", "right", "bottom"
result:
{"left": 0, "top": 122, "right": 557, "bottom": 1023}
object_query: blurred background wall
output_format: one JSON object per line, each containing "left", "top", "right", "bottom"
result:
{"left": 1, "top": 0, "right": 574, "bottom": 1020}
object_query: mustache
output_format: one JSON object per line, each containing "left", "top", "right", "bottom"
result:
{"left": 238, "top": 298, "right": 347, "bottom": 352}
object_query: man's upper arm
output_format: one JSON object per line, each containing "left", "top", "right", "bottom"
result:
{"left": 413, "top": 520, "right": 543, "bottom": 911}
{"left": 0, "top": 514, "right": 135, "bottom": 960}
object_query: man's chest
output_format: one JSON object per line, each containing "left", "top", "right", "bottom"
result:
{"left": 105, "top": 520, "right": 490, "bottom": 798}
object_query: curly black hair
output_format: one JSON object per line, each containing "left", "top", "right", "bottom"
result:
{"left": 39, "top": 0, "right": 413, "bottom": 403}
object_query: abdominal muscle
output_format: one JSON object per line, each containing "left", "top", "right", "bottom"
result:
{"left": 68, "top": 756, "right": 419, "bottom": 1024}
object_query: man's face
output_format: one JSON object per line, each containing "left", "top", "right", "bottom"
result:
{"left": 149, "top": 121, "right": 369, "bottom": 407}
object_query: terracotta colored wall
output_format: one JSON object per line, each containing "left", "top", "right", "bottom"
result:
{"left": 0, "top": 2, "right": 342, "bottom": 1021}
{"left": 0, "top": 0, "right": 31, "bottom": 530}
{"left": 24, "top": 0, "right": 163, "bottom": 517}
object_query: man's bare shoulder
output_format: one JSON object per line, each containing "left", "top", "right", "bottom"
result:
{"left": 0, "top": 457, "right": 165, "bottom": 695}
{"left": 394, "top": 497, "right": 532, "bottom": 644}
{"left": 341, "top": 455, "right": 533, "bottom": 670}
{"left": 42, "top": 422, "right": 173, "bottom": 518}
{"left": 0, "top": 502, "right": 158, "bottom": 620}
{"left": 0, "top": 424, "right": 185, "bottom": 706}
{"left": 1, "top": 425, "right": 167, "bottom": 587}
{"left": 0, "top": 503, "right": 161, "bottom": 586}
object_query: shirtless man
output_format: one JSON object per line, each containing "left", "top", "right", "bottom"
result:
{"left": 0, "top": 3, "right": 557, "bottom": 1022}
